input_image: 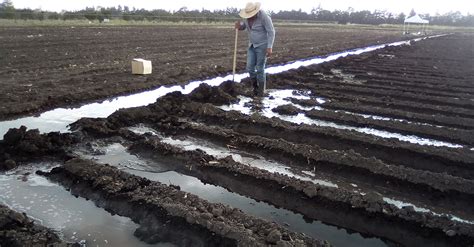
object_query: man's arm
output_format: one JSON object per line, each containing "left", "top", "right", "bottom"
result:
{"left": 262, "top": 12, "right": 275, "bottom": 56}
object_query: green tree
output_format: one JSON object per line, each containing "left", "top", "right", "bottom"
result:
{"left": 84, "top": 7, "right": 97, "bottom": 21}
{"left": 397, "top": 12, "right": 406, "bottom": 23}
{"left": 0, "top": 0, "right": 16, "bottom": 19}
{"left": 48, "top": 12, "right": 60, "bottom": 20}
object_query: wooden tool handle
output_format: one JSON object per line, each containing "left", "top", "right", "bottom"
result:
{"left": 232, "top": 28, "right": 238, "bottom": 81}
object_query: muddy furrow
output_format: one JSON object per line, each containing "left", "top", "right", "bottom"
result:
{"left": 269, "top": 77, "right": 474, "bottom": 121}
{"left": 275, "top": 96, "right": 473, "bottom": 145}
{"left": 136, "top": 121, "right": 474, "bottom": 216}
{"left": 348, "top": 67, "right": 473, "bottom": 88}
{"left": 295, "top": 72, "right": 473, "bottom": 104}
{"left": 106, "top": 132, "right": 474, "bottom": 247}
{"left": 0, "top": 126, "right": 78, "bottom": 171}
{"left": 68, "top": 83, "right": 474, "bottom": 179}
{"left": 72, "top": 110, "right": 474, "bottom": 220}
{"left": 321, "top": 100, "right": 474, "bottom": 130}
{"left": 325, "top": 94, "right": 474, "bottom": 119}
{"left": 71, "top": 102, "right": 474, "bottom": 217}
{"left": 354, "top": 74, "right": 474, "bottom": 94}
{"left": 316, "top": 81, "right": 474, "bottom": 110}
{"left": 286, "top": 83, "right": 474, "bottom": 119}
{"left": 130, "top": 91, "right": 474, "bottom": 178}
{"left": 265, "top": 34, "right": 474, "bottom": 121}
{"left": 41, "top": 158, "right": 327, "bottom": 247}
{"left": 298, "top": 107, "right": 474, "bottom": 145}
{"left": 270, "top": 70, "right": 474, "bottom": 110}
{"left": 342, "top": 72, "right": 474, "bottom": 97}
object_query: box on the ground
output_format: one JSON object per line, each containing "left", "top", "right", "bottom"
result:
{"left": 132, "top": 59, "right": 152, "bottom": 75}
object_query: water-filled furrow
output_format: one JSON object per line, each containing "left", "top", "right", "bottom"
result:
{"left": 75, "top": 142, "right": 390, "bottom": 247}
{"left": 127, "top": 125, "right": 474, "bottom": 221}
{"left": 128, "top": 126, "right": 338, "bottom": 188}
{"left": 0, "top": 163, "right": 171, "bottom": 246}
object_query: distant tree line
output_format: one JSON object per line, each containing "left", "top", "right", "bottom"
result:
{"left": 1, "top": 0, "right": 473, "bottom": 26}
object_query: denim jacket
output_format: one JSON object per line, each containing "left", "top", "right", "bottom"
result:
{"left": 239, "top": 10, "right": 275, "bottom": 49}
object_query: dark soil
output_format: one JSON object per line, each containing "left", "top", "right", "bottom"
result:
{"left": 0, "top": 24, "right": 406, "bottom": 120}
{"left": 273, "top": 104, "right": 301, "bottom": 115}
{"left": 0, "top": 126, "right": 79, "bottom": 171}
{"left": 1, "top": 32, "right": 473, "bottom": 247}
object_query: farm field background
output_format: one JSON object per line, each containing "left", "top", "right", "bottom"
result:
{"left": 0, "top": 23, "right": 415, "bottom": 120}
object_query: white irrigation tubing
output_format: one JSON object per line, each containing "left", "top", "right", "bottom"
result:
{"left": 0, "top": 34, "right": 450, "bottom": 139}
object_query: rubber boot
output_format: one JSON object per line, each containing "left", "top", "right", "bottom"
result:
{"left": 256, "top": 79, "right": 265, "bottom": 97}
{"left": 252, "top": 78, "right": 259, "bottom": 96}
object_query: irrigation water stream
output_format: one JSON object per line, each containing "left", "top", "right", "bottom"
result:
{"left": 0, "top": 35, "right": 447, "bottom": 143}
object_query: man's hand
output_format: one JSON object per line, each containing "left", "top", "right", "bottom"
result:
{"left": 266, "top": 48, "right": 273, "bottom": 57}
{"left": 234, "top": 21, "right": 241, "bottom": 30}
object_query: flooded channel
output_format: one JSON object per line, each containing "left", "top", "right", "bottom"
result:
{"left": 75, "top": 141, "right": 390, "bottom": 247}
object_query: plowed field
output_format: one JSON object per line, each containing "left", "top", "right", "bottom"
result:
{"left": 1, "top": 29, "right": 473, "bottom": 247}
{"left": 0, "top": 24, "right": 404, "bottom": 120}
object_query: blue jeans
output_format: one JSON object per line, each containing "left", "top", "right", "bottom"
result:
{"left": 246, "top": 44, "right": 267, "bottom": 94}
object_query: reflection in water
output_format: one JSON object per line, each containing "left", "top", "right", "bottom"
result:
{"left": 128, "top": 126, "right": 338, "bottom": 188}
{"left": 383, "top": 197, "right": 474, "bottom": 225}
{"left": 77, "top": 142, "right": 388, "bottom": 247}
{"left": 0, "top": 163, "right": 172, "bottom": 247}
{"left": 0, "top": 35, "right": 445, "bottom": 138}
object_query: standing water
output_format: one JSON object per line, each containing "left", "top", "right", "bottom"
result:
{"left": 75, "top": 141, "right": 391, "bottom": 247}
{"left": 0, "top": 163, "right": 174, "bottom": 247}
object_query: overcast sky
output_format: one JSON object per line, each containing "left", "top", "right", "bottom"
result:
{"left": 10, "top": 0, "right": 474, "bottom": 15}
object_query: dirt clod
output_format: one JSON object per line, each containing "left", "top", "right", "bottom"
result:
{"left": 0, "top": 204, "right": 72, "bottom": 246}
{"left": 267, "top": 229, "right": 283, "bottom": 244}
{"left": 273, "top": 104, "right": 301, "bottom": 116}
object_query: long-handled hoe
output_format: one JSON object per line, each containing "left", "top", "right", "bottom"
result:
{"left": 232, "top": 28, "right": 238, "bottom": 82}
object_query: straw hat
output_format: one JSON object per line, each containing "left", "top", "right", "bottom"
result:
{"left": 239, "top": 2, "right": 261, "bottom": 18}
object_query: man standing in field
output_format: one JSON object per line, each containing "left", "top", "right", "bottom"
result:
{"left": 235, "top": 2, "right": 275, "bottom": 96}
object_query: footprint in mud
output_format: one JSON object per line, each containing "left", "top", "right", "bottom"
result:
{"left": 245, "top": 95, "right": 272, "bottom": 113}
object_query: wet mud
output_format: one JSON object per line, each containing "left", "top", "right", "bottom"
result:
{"left": 0, "top": 204, "right": 73, "bottom": 247}
{"left": 1, "top": 33, "right": 474, "bottom": 246}
{"left": 0, "top": 126, "right": 78, "bottom": 171}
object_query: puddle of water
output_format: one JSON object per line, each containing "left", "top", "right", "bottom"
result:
{"left": 382, "top": 197, "right": 474, "bottom": 225}
{"left": 219, "top": 96, "right": 254, "bottom": 115}
{"left": 330, "top": 69, "right": 366, "bottom": 85}
{"left": 218, "top": 89, "right": 463, "bottom": 148}
{"left": 77, "top": 142, "right": 388, "bottom": 247}
{"left": 0, "top": 35, "right": 446, "bottom": 139}
{"left": 0, "top": 163, "right": 172, "bottom": 247}
{"left": 129, "top": 126, "right": 338, "bottom": 188}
